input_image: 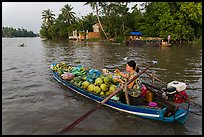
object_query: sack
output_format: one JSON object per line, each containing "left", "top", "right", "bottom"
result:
{"left": 62, "top": 72, "right": 75, "bottom": 80}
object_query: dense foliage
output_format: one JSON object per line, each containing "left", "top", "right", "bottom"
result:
{"left": 2, "top": 27, "right": 38, "bottom": 37}
{"left": 39, "top": 2, "right": 202, "bottom": 43}
{"left": 142, "top": 2, "right": 202, "bottom": 43}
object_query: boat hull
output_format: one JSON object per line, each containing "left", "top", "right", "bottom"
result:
{"left": 160, "top": 44, "right": 172, "bottom": 47}
{"left": 51, "top": 63, "right": 188, "bottom": 124}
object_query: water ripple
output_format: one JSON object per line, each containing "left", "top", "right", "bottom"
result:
{"left": 2, "top": 67, "right": 18, "bottom": 72}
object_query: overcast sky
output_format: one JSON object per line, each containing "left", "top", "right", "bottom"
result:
{"left": 2, "top": 2, "right": 143, "bottom": 34}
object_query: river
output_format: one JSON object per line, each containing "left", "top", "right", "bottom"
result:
{"left": 2, "top": 37, "right": 202, "bottom": 135}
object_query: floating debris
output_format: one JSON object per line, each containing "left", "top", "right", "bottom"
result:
{"left": 123, "top": 57, "right": 128, "bottom": 61}
{"left": 18, "top": 43, "right": 27, "bottom": 47}
{"left": 74, "top": 59, "right": 81, "bottom": 64}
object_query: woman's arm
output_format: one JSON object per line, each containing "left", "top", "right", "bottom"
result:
{"left": 127, "top": 75, "right": 135, "bottom": 89}
{"left": 115, "top": 69, "right": 129, "bottom": 78}
{"left": 114, "top": 75, "right": 135, "bottom": 89}
{"left": 113, "top": 77, "right": 124, "bottom": 83}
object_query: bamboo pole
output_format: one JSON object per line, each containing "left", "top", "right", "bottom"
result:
{"left": 144, "top": 71, "right": 167, "bottom": 85}
{"left": 124, "top": 83, "right": 130, "bottom": 105}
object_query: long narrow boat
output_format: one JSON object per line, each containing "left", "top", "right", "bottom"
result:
{"left": 50, "top": 62, "right": 189, "bottom": 124}
{"left": 159, "top": 43, "right": 172, "bottom": 47}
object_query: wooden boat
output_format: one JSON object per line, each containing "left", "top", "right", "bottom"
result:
{"left": 50, "top": 62, "right": 189, "bottom": 124}
{"left": 159, "top": 43, "right": 172, "bottom": 47}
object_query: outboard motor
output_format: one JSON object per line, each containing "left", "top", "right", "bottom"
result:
{"left": 165, "top": 81, "right": 188, "bottom": 104}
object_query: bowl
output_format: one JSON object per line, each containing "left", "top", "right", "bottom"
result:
{"left": 148, "top": 102, "right": 157, "bottom": 107}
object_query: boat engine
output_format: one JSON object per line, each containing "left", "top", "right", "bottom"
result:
{"left": 163, "top": 81, "right": 188, "bottom": 104}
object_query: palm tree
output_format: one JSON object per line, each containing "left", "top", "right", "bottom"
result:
{"left": 58, "top": 4, "right": 76, "bottom": 38}
{"left": 84, "top": 2, "right": 108, "bottom": 40}
{"left": 60, "top": 4, "right": 76, "bottom": 25}
{"left": 42, "top": 9, "right": 55, "bottom": 29}
{"left": 41, "top": 9, "right": 55, "bottom": 39}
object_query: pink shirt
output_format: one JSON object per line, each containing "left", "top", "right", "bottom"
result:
{"left": 168, "top": 35, "right": 171, "bottom": 39}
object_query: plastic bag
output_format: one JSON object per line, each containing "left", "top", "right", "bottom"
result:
{"left": 86, "top": 69, "right": 101, "bottom": 83}
{"left": 62, "top": 72, "right": 75, "bottom": 80}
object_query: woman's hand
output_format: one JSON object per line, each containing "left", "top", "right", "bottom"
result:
{"left": 113, "top": 77, "right": 124, "bottom": 84}
{"left": 115, "top": 68, "right": 120, "bottom": 74}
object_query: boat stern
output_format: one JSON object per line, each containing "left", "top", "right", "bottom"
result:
{"left": 160, "top": 107, "right": 189, "bottom": 123}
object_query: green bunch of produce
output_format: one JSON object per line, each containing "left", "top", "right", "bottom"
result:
{"left": 77, "top": 81, "right": 83, "bottom": 87}
{"left": 51, "top": 63, "right": 62, "bottom": 72}
{"left": 104, "top": 76, "right": 112, "bottom": 84}
{"left": 79, "top": 67, "right": 86, "bottom": 74}
{"left": 73, "top": 76, "right": 82, "bottom": 83}
{"left": 105, "top": 84, "right": 117, "bottom": 96}
{"left": 94, "top": 77, "right": 103, "bottom": 86}
{"left": 52, "top": 62, "right": 74, "bottom": 73}
{"left": 71, "top": 66, "right": 87, "bottom": 77}
{"left": 60, "top": 62, "right": 74, "bottom": 72}
{"left": 109, "top": 84, "right": 117, "bottom": 92}
{"left": 100, "top": 83, "right": 108, "bottom": 92}
{"left": 93, "top": 86, "right": 101, "bottom": 94}
{"left": 57, "top": 68, "right": 64, "bottom": 76}
{"left": 82, "top": 75, "right": 87, "bottom": 81}
{"left": 64, "top": 66, "right": 74, "bottom": 72}
{"left": 87, "top": 84, "right": 95, "bottom": 92}
{"left": 70, "top": 79, "right": 75, "bottom": 84}
{"left": 67, "top": 67, "right": 119, "bottom": 98}
{"left": 81, "top": 81, "right": 90, "bottom": 89}
{"left": 100, "top": 91, "right": 105, "bottom": 96}
{"left": 91, "top": 75, "right": 119, "bottom": 97}
{"left": 69, "top": 76, "right": 81, "bottom": 86}
{"left": 52, "top": 65, "right": 58, "bottom": 72}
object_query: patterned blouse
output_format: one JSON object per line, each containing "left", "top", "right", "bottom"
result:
{"left": 127, "top": 72, "right": 142, "bottom": 97}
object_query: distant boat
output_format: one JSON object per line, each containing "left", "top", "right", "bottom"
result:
{"left": 18, "top": 43, "right": 26, "bottom": 47}
{"left": 159, "top": 43, "right": 172, "bottom": 47}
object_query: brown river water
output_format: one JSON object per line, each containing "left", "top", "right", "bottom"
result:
{"left": 2, "top": 37, "right": 202, "bottom": 135}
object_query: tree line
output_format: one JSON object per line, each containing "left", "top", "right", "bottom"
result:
{"left": 2, "top": 27, "right": 38, "bottom": 37}
{"left": 40, "top": 2, "right": 202, "bottom": 43}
